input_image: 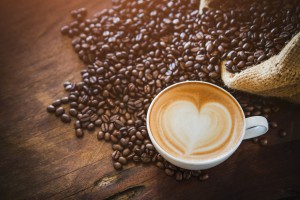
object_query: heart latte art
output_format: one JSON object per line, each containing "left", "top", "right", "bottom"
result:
{"left": 149, "top": 82, "right": 244, "bottom": 161}
{"left": 162, "top": 101, "right": 232, "bottom": 156}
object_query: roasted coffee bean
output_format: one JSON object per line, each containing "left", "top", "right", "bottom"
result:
{"left": 69, "top": 94, "right": 77, "bottom": 101}
{"left": 110, "top": 135, "right": 118, "bottom": 143}
{"left": 136, "top": 131, "right": 144, "bottom": 140}
{"left": 101, "top": 115, "right": 110, "bottom": 123}
{"left": 113, "top": 162, "right": 122, "bottom": 170}
{"left": 70, "top": 102, "right": 78, "bottom": 108}
{"left": 74, "top": 120, "right": 81, "bottom": 129}
{"left": 156, "top": 161, "right": 165, "bottom": 169}
{"left": 104, "top": 132, "right": 110, "bottom": 142}
{"left": 87, "top": 123, "right": 95, "bottom": 131}
{"left": 183, "top": 171, "right": 192, "bottom": 180}
{"left": 251, "top": 110, "right": 261, "bottom": 116}
{"left": 257, "top": 54, "right": 266, "bottom": 63}
{"left": 120, "top": 138, "right": 129, "bottom": 147}
{"left": 206, "top": 43, "right": 214, "bottom": 53}
{"left": 165, "top": 168, "right": 174, "bottom": 176}
{"left": 113, "top": 144, "right": 123, "bottom": 151}
{"left": 110, "top": 114, "right": 119, "bottom": 122}
{"left": 101, "top": 123, "right": 108, "bottom": 132}
{"left": 61, "top": 25, "right": 69, "bottom": 35}
{"left": 141, "top": 153, "right": 151, "bottom": 163}
{"left": 270, "top": 121, "right": 278, "bottom": 128}
{"left": 252, "top": 138, "right": 259, "bottom": 143}
{"left": 126, "top": 152, "right": 135, "bottom": 160}
{"left": 69, "top": 108, "right": 78, "bottom": 117}
{"left": 112, "top": 150, "right": 121, "bottom": 160}
{"left": 185, "top": 61, "right": 193, "bottom": 68}
{"left": 108, "top": 123, "right": 114, "bottom": 132}
{"left": 52, "top": 99, "right": 62, "bottom": 107}
{"left": 263, "top": 114, "right": 269, "bottom": 119}
{"left": 175, "top": 171, "right": 183, "bottom": 181}
{"left": 259, "top": 138, "right": 268, "bottom": 146}
{"left": 55, "top": 107, "right": 65, "bottom": 116}
{"left": 94, "top": 119, "right": 102, "bottom": 126}
{"left": 192, "top": 170, "right": 201, "bottom": 177}
{"left": 133, "top": 155, "right": 140, "bottom": 162}
{"left": 279, "top": 130, "right": 287, "bottom": 137}
{"left": 145, "top": 143, "right": 154, "bottom": 150}
{"left": 122, "top": 148, "right": 131, "bottom": 157}
{"left": 47, "top": 105, "right": 56, "bottom": 113}
{"left": 76, "top": 128, "right": 84, "bottom": 138}
{"left": 195, "top": 55, "right": 206, "bottom": 62}
{"left": 209, "top": 72, "right": 218, "bottom": 78}
{"left": 61, "top": 97, "right": 69, "bottom": 104}
{"left": 97, "top": 131, "right": 104, "bottom": 140}
{"left": 61, "top": 114, "right": 71, "bottom": 123}
{"left": 114, "top": 120, "right": 124, "bottom": 129}
{"left": 262, "top": 107, "right": 271, "bottom": 113}
{"left": 118, "top": 156, "right": 127, "bottom": 165}
{"left": 272, "top": 106, "right": 280, "bottom": 112}
{"left": 167, "top": 164, "right": 177, "bottom": 171}
{"left": 198, "top": 173, "right": 209, "bottom": 181}
{"left": 79, "top": 114, "right": 90, "bottom": 122}
{"left": 237, "top": 61, "right": 245, "bottom": 69}
{"left": 245, "top": 106, "right": 254, "bottom": 112}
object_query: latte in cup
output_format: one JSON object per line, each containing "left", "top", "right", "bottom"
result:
{"left": 148, "top": 82, "right": 245, "bottom": 161}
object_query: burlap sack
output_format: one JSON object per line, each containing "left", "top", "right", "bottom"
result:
{"left": 221, "top": 33, "right": 300, "bottom": 103}
{"left": 199, "top": 0, "right": 300, "bottom": 103}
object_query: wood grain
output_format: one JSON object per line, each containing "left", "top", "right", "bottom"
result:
{"left": 0, "top": 0, "right": 300, "bottom": 199}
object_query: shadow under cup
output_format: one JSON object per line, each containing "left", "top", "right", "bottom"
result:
{"left": 146, "top": 81, "right": 246, "bottom": 170}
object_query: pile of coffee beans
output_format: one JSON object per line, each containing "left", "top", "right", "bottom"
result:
{"left": 47, "top": 0, "right": 298, "bottom": 181}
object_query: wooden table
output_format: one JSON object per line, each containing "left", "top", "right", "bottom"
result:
{"left": 0, "top": 0, "right": 300, "bottom": 199}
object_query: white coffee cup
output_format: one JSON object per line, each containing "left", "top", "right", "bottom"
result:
{"left": 146, "top": 81, "right": 268, "bottom": 170}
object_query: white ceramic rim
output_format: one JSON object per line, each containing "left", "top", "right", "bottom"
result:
{"left": 146, "top": 81, "right": 246, "bottom": 165}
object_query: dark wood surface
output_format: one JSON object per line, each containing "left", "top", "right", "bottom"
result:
{"left": 0, "top": 0, "right": 300, "bottom": 199}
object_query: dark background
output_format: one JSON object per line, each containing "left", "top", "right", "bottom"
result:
{"left": 0, "top": 0, "right": 300, "bottom": 199}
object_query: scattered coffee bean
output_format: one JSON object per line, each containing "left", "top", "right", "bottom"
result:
{"left": 122, "top": 148, "right": 131, "bottom": 157}
{"left": 192, "top": 170, "right": 201, "bottom": 177}
{"left": 270, "top": 121, "right": 278, "bottom": 128}
{"left": 97, "top": 131, "right": 104, "bottom": 140}
{"left": 118, "top": 156, "right": 127, "bottom": 165}
{"left": 87, "top": 123, "right": 95, "bottom": 131}
{"left": 175, "top": 171, "right": 183, "bottom": 181}
{"left": 156, "top": 162, "right": 165, "bottom": 169}
{"left": 61, "top": 97, "right": 69, "bottom": 104}
{"left": 61, "top": 114, "right": 71, "bottom": 123}
{"left": 165, "top": 168, "right": 175, "bottom": 176}
{"left": 75, "top": 128, "right": 84, "bottom": 138}
{"left": 69, "top": 108, "right": 77, "bottom": 117}
{"left": 252, "top": 138, "right": 259, "bottom": 144}
{"left": 55, "top": 107, "right": 64, "bottom": 116}
{"left": 113, "top": 162, "right": 122, "bottom": 170}
{"left": 47, "top": 105, "right": 56, "bottom": 113}
{"left": 259, "top": 138, "right": 268, "bottom": 146}
{"left": 133, "top": 156, "right": 140, "bottom": 162}
{"left": 104, "top": 132, "right": 110, "bottom": 142}
{"left": 183, "top": 171, "right": 192, "bottom": 180}
{"left": 61, "top": 25, "right": 69, "bottom": 35}
{"left": 272, "top": 106, "right": 280, "bottom": 112}
{"left": 198, "top": 173, "right": 209, "bottom": 181}
{"left": 52, "top": 99, "right": 62, "bottom": 107}
{"left": 279, "top": 130, "right": 287, "bottom": 137}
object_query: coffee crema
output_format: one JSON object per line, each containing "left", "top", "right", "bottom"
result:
{"left": 148, "top": 82, "right": 244, "bottom": 161}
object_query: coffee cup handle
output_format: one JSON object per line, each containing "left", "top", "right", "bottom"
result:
{"left": 243, "top": 116, "right": 269, "bottom": 140}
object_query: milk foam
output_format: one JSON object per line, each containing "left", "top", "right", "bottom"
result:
{"left": 159, "top": 101, "right": 232, "bottom": 156}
